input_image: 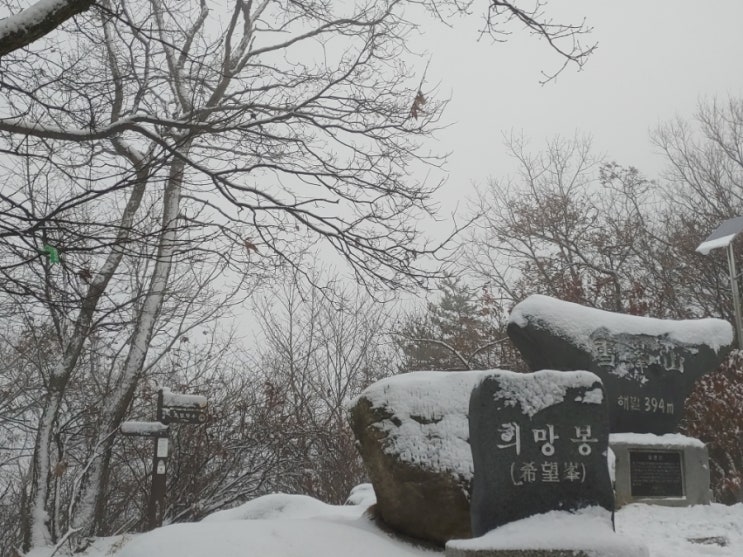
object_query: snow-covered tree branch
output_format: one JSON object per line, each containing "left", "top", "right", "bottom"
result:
{"left": 0, "top": 0, "right": 95, "bottom": 58}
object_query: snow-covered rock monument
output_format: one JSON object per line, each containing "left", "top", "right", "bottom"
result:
{"left": 507, "top": 295, "right": 733, "bottom": 434}
{"left": 349, "top": 369, "right": 631, "bottom": 551}
{"left": 348, "top": 294, "right": 730, "bottom": 551}
{"left": 467, "top": 370, "right": 613, "bottom": 536}
{"left": 447, "top": 370, "right": 646, "bottom": 557}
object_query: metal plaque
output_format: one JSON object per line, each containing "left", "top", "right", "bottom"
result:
{"left": 629, "top": 449, "right": 684, "bottom": 498}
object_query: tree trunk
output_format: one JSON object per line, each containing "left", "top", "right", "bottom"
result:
{"left": 21, "top": 174, "right": 147, "bottom": 551}
{"left": 72, "top": 151, "right": 187, "bottom": 539}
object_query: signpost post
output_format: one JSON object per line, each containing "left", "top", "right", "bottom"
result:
{"left": 146, "top": 430, "right": 170, "bottom": 530}
{"left": 119, "top": 387, "right": 209, "bottom": 530}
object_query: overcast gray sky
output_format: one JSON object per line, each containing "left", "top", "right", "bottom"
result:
{"left": 417, "top": 0, "right": 743, "bottom": 206}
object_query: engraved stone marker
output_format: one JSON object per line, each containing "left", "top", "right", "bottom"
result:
{"left": 507, "top": 295, "right": 733, "bottom": 434}
{"left": 468, "top": 370, "right": 614, "bottom": 536}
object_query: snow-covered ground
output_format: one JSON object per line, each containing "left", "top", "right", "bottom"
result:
{"left": 47, "top": 486, "right": 743, "bottom": 557}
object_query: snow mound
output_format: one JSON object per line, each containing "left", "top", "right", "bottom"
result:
{"left": 67, "top": 495, "right": 743, "bottom": 557}
{"left": 116, "top": 492, "right": 437, "bottom": 557}
{"left": 118, "top": 515, "right": 439, "bottom": 557}
{"left": 202, "top": 493, "right": 343, "bottom": 522}
{"left": 509, "top": 294, "right": 732, "bottom": 352}
{"left": 447, "top": 507, "right": 648, "bottom": 556}
{"left": 616, "top": 503, "right": 743, "bottom": 557}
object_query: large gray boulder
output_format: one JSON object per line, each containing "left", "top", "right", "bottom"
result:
{"left": 507, "top": 295, "right": 733, "bottom": 434}
{"left": 349, "top": 371, "right": 490, "bottom": 545}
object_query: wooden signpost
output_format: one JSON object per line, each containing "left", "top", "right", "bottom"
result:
{"left": 158, "top": 389, "right": 208, "bottom": 425}
{"left": 119, "top": 387, "right": 209, "bottom": 530}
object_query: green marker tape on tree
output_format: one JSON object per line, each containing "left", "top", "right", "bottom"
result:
{"left": 43, "top": 244, "right": 60, "bottom": 264}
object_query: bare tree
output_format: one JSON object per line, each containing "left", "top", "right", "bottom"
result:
{"left": 466, "top": 133, "right": 661, "bottom": 314}
{"left": 2, "top": 0, "right": 449, "bottom": 549}
{"left": 0, "top": 1, "right": 598, "bottom": 551}
{"left": 0, "top": 1, "right": 595, "bottom": 74}
{"left": 684, "top": 350, "right": 743, "bottom": 504}
{"left": 654, "top": 98, "right": 743, "bottom": 222}
{"left": 471, "top": 101, "right": 743, "bottom": 321}
{"left": 651, "top": 97, "right": 743, "bottom": 321}
{"left": 252, "top": 277, "right": 396, "bottom": 504}
{"left": 482, "top": 1, "right": 595, "bottom": 82}
{"left": 0, "top": 320, "right": 45, "bottom": 556}
{"left": 0, "top": 124, "right": 255, "bottom": 551}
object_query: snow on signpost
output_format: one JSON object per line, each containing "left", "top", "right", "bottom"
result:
{"left": 159, "top": 387, "right": 208, "bottom": 424}
{"left": 120, "top": 420, "right": 169, "bottom": 437}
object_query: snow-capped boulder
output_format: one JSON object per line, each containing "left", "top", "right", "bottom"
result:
{"left": 349, "top": 371, "right": 491, "bottom": 545}
{"left": 507, "top": 295, "right": 733, "bottom": 434}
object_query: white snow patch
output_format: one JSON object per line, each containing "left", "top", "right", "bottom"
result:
{"left": 202, "top": 493, "right": 358, "bottom": 523}
{"left": 696, "top": 233, "right": 736, "bottom": 255}
{"left": 119, "top": 421, "right": 168, "bottom": 435}
{"left": 610, "top": 433, "right": 706, "bottom": 449}
{"left": 352, "top": 370, "right": 493, "bottom": 480}
{"left": 345, "top": 483, "right": 376, "bottom": 506}
{"left": 0, "top": 0, "right": 72, "bottom": 37}
{"left": 509, "top": 295, "right": 733, "bottom": 352}
{"left": 581, "top": 386, "right": 604, "bottom": 404}
{"left": 161, "top": 388, "right": 207, "bottom": 408}
{"left": 616, "top": 503, "right": 743, "bottom": 557}
{"left": 492, "top": 369, "right": 602, "bottom": 417}
{"left": 447, "top": 507, "right": 648, "bottom": 556}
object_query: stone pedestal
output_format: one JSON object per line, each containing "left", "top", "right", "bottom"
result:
{"left": 610, "top": 433, "right": 711, "bottom": 507}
